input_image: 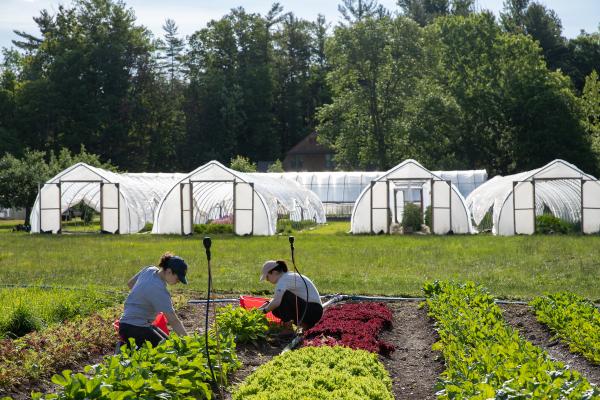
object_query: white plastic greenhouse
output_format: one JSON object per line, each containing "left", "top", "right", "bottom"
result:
{"left": 466, "top": 159, "right": 600, "bottom": 235}
{"left": 152, "top": 161, "right": 326, "bottom": 235}
{"left": 351, "top": 160, "right": 474, "bottom": 234}
{"left": 30, "top": 163, "right": 184, "bottom": 234}
{"left": 266, "top": 170, "right": 486, "bottom": 217}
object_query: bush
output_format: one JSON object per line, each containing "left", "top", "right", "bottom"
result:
{"left": 424, "top": 205, "right": 432, "bottom": 229}
{"left": 267, "top": 159, "right": 284, "bottom": 172}
{"left": 230, "top": 155, "right": 257, "bottom": 172}
{"left": 232, "top": 346, "right": 393, "bottom": 400}
{"left": 535, "top": 214, "right": 576, "bottom": 234}
{"left": 215, "top": 305, "right": 269, "bottom": 344}
{"left": 193, "top": 223, "right": 233, "bottom": 235}
{"left": 0, "top": 304, "right": 42, "bottom": 338}
{"left": 276, "top": 218, "right": 317, "bottom": 234}
{"left": 401, "top": 203, "right": 422, "bottom": 233}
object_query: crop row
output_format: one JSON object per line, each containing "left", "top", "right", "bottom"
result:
{"left": 232, "top": 346, "right": 393, "bottom": 399}
{"left": 531, "top": 292, "right": 600, "bottom": 364}
{"left": 303, "top": 302, "right": 395, "bottom": 356}
{"left": 0, "top": 308, "right": 119, "bottom": 394}
{"left": 0, "top": 287, "right": 123, "bottom": 338}
{"left": 424, "top": 281, "right": 600, "bottom": 399}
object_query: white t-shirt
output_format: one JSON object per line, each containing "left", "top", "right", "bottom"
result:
{"left": 271, "top": 272, "right": 321, "bottom": 308}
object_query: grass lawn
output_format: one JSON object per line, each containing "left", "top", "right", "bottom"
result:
{"left": 0, "top": 221, "right": 599, "bottom": 301}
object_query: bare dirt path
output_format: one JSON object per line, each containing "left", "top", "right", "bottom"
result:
{"left": 379, "top": 301, "right": 444, "bottom": 400}
{"left": 501, "top": 303, "right": 600, "bottom": 386}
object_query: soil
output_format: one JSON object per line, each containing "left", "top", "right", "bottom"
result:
{"left": 501, "top": 303, "right": 600, "bottom": 386}
{"left": 379, "top": 301, "right": 444, "bottom": 400}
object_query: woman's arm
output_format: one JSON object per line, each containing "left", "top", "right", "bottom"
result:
{"left": 127, "top": 268, "right": 144, "bottom": 289}
{"left": 165, "top": 311, "right": 188, "bottom": 337}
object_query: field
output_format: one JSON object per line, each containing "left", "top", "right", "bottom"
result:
{"left": 1, "top": 220, "right": 599, "bottom": 399}
{"left": 1, "top": 221, "right": 600, "bottom": 300}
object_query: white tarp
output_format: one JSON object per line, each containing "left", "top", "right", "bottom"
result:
{"left": 350, "top": 159, "right": 473, "bottom": 234}
{"left": 466, "top": 159, "right": 600, "bottom": 235}
{"left": 153, "top": 161, "right": 326, "bottom": 235}
{"left": 30, "top": 163, "right": 184, "bottom": 234}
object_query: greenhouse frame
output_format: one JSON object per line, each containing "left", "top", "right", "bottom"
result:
{"left": 351, "top": 159, "right": 473, "bottom": 234}
{"left": 152, "top": 161, "right": 326, "bottom": 236}
{"left": 466, "top": 159, "right": 600, "bottom": 235}
{"left": 30, "top": 163, "right": 184, "bottom": 234}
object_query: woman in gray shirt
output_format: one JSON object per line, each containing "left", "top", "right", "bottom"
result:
{"left": 119, "top": 252, "right": 188, "bottom": 347}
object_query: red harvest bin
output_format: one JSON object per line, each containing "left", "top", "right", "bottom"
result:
{"left": 113, "top": 312, "right": 170, "bottom": 339}
{"left": 239, "top": 296, "right": 281, "bottom": 324}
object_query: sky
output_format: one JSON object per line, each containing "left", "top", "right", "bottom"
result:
{"left": 0, "top": 0, "right": 598, "bottom": 53}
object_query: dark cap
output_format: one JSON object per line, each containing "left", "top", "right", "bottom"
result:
{"left": 166, "top": 256, "right": 188, "bottom": 284}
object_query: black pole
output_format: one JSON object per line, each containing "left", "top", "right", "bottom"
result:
{"left": 288, "top": 236, "right": 309, "bottom": 329}
{"left": 203, "top": 236, "right": 217, "bottom": 390}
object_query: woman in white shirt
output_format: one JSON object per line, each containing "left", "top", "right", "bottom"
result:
{"left": 258, "top": 260, "right": 323, "bottom": 329}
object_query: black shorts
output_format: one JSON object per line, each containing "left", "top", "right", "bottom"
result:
{"left": 119, "top": 322, "right": 168, "bottom": 348}
{"left": 271, "top": 290, "right": 323, "bottom": 329}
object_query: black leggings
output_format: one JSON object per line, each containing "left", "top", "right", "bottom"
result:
{"left": 119, "top": 322, "right": 168, "bottom": 348}
{"left": 271, "top": 290, "right": 323, "bottom": 329}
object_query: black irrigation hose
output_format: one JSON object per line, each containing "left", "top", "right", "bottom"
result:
{"left": 202, "top": 237, "right": 218, "bottom": 393}
{"left": 289, "top": 236, "right": 310, "bottom": 330}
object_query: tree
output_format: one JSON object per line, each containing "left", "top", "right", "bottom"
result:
{"left": 0, "top": 147, "right": 115, "bottom": 223}
{"left": 158, "top": 19, "right": 185, "bottom": 88}
{"left": 581, "top": 70, "right": 600, "bottom": 170}
{"left": 563, "top": 30, "right": 600, "bottom": 92}
{"left": 230, "top": 155, "right": 257, "bottom": 172}
{"left": 317, "top": 16, "right": 423, "bottom": 169}
{"left": 397, "top": 0, "right": 474, "bottom": 26}
{"left": 338, "top": 0, "right": 389, "bottom": 24}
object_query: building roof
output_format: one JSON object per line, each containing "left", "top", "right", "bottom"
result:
{"left": 286, "top": 132, "right": 334, "bottom": 156}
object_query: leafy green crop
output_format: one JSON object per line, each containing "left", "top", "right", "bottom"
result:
{"left": 424, "top": 281, "right": 600, "bottom": 399}
{"left": 215, "top": 305, "right": 269, "bottom": 344}
{"left": 32, "top": 333, "right": 240, "bottom": 399}
{"left": 232, "top": 346, "right": 393, "bottom": 400}
{"left": 531, "top": 292, "right": 600, "bottom": 364}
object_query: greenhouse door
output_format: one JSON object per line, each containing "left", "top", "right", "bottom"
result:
{"left": 234, "top": 182, "right": 254, "bottom": 235}
{"left": 513, "top": 181, "right": 534, "bottom": 234}
{"left": 582, "top": 180, "right": 600, "bottom": 234}
{"left": 431, "top": 180, "right": 452, "bottom": 234}
{"left": 100, "top": 183, "right": 120, "bottom": 234}
{"left": 370, "top": 181, "right": 389, "bottom": 234}
{"left": 39, "top": 183, "right": 61, "bottom": 234}
{"left": 180, "top": 182, "right": 193, "bottom": 235}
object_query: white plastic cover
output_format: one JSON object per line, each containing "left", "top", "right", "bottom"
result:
{"left": 466, "top": 159, "right": 600, "bottom": 235}
{"left": 30, "top": 163, "right": 185, "bottom": 234}
{"left": 153, "top": 161, "right": 326, "bottom": 235}
{"left": 350, "top": 160, "right": 473, "bottom": 234}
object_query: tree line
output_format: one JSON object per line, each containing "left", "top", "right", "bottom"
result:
{"left": 0, "top": 0, "right": 599, "bottom": 177}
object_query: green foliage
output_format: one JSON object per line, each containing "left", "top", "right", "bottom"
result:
{"left": 215, "top": 305, "right": 269, "bottom": 343}
{"left": 0, "top": 308, "right": 120, "bottom": 390}
{"left": 424, "top": 281, "right": 600, "bottom": 398}
{"left": 0, "top": 287, "right": 122, "bottom": 338}
{"left": 230, "top": 155, "right": 257, "bottom": 172}
{"left": 424, "top": 205, "right": 432, "bottom": 228}
{"left": 276, "top": 218, "right": 317, "bottom": 234}
{"left": 401, "top": 202, "right": 423, "bottom": 232}
{"left": 535, "top": 214, "right": 577, "bottom": 234}
{"left": 530, "top": 292, "right": 600, "bottom": 364}
{"left": 193, "top": 223, "right": 234, "bottom": 235}
{"left": 266, "top": 159, "right": 284, "bottom": 172}
{"left": 33, "top": 332, "right": 240, "bottom": 400}
{"left": 232, "top": 346, "right": 393, "bottom": 400}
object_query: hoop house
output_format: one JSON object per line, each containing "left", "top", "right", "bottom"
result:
{"left": 351, "top": 160, "right": 473, "bottom": 234}
{"left": 30, "top": 163, "right": 184, "bottom": 234}
{"left": 466, "top": 159, "right": 600, "bottom": 235}
{"left": 266, "top": 170, "right": 486, "bottom": 218}
{"left": 152, "top": 161, "right": 326, "bottom": 235}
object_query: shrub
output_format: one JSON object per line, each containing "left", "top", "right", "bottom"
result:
{"left": 232, "top": 346, "right": 393, "bottom": 400}
{"left": 401, "top": 202, "right": 422, "bottom": 232}
{"left": 267, "top": 159, "right": 284, "bottom": 172}
{"left": 424, "top": 205, "right": 432, "bottom": 229}
{"left": 230, "top": 155, "right": 257, "bottom": 172}
{"left": 215, "top": 305, "right": 269, "bottom": 344}
{"left": 303, "top": 302, "right": 395, "bottom": 356}
{"left": 193, "top": 223, "right": 233, "bottom": 235}
{"left": 276, "top": 218, "right": 317, "bottom": 234}
{"left": 535, "top": 214, "right": 576, "bottom": 234}
{"left": 0, "top": 304, "right": 42, "bottom": 338}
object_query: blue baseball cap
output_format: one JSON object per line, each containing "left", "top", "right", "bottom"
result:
{"left": 166, "top": 256, "right": 188, "bottom": 284}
